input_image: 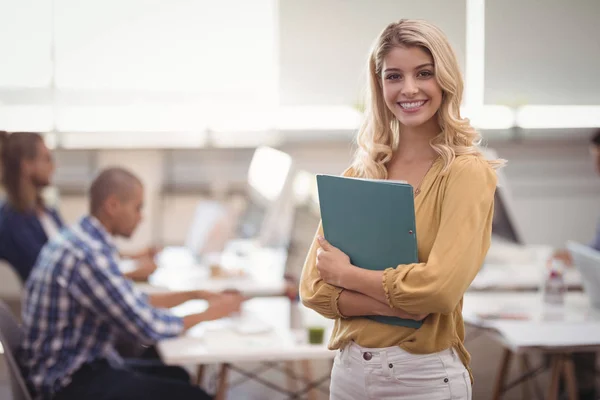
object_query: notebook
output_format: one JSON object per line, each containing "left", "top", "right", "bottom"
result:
{"left": 316, "top": 174, "right": 422, "bottom": 328}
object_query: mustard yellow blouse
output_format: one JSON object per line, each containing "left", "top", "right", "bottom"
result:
{"left": 299, "top": 154, "right": 497, "bottom": 375}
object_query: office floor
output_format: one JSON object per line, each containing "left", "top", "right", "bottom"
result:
{"left": 0, "top": 327, "right": 573, "bottom": 400}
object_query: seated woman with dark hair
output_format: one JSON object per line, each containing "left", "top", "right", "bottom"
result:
{"left": 0, "top": 131, "right": 64, "bottom": 283}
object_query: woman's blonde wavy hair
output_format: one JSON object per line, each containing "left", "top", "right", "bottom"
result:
{"left": 350, "top": 19, "right": 505, "bottom": 179}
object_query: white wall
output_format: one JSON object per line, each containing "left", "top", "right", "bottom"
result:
{"left": 3, "top": 0, "right": 598, "bottom": 250}
{"left": 490, "top": 138, "right": 600, "bottom": 247}
{"left": 485, "top": 0, "right": 600, "bottom": 105}
{"left": 278, "top": 0, "right": 466, "bottom": 106}
{"left": 55, "top": 137, "right": 600, "bottom": 251}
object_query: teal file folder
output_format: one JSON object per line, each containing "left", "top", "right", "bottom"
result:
{"left": 316, "top": 174, "right": 422, "bottom": 329}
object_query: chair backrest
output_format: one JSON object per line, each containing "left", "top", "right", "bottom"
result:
{"left": 0, "top": 300, "right": 32, "bottom": 400}
{"left": 567, "top": 241, "right": 600, "bottom": 308}
{"left": 0, "top": 260, "right": 24, "bottom": 300}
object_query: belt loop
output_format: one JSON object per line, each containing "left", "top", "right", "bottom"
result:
{"left": 450, "top": 347, "right": 458, "bottom": 360}
{"left": 381, "top": 350, "right": 393, "bottom": 378}
{"left": 341, "top": 344, "right": 350, "bottom": 368}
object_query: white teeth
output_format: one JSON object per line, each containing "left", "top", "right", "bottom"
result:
{"left": 399, "top": 101, "right": 426, "bottom": 110}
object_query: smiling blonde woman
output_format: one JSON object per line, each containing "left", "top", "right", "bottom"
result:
{"left": 300, "top": 19, "right": 504, "bottom": 399}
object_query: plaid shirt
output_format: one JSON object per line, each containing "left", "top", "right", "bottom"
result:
{"left": 19, "top": 216, "right": 183, "bottom": 400}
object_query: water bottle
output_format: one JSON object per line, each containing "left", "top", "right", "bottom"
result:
{"left": 542, "top": 259, "right": 565, "bottom": 319}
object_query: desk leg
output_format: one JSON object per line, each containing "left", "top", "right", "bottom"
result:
{"left": 285, "top": 361, "right": 297, "bottom": 393}
{"left": 562, "top": 355, "right": 578, "bottom": 400}
{"left": 196, "top": 365, "right": 205, "bottom": 386}
{"left": 215, "top": 363, "right": 230, "bottom": 400}
{"left": 492, "top": 349, "right": 513, "bottom": 400}
{"left": 520, "top": 354, "right": 533, "bottom": 400}
{"left": 547, "top": 355, "right": 564, "bottom": 400}
{"left": 301, "top": 359, "right": 317, "bottom": 400}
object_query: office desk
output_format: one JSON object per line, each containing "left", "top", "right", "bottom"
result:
{"left": 463, "top": 292, "right": 600, "bottom": 400}
{"left": 472, "top": 242, "right": 583, "bottom": 291}
{"left": 157, "top": 297, "right": 335, "bottom": 400}
{"left": 146, "top": 247, "right": 289, "bottom": 297}
{"left": 470, "top": 262, "right": 582, "bottom": 291}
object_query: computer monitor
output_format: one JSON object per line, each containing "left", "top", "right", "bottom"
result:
{"left": 567, "top": 241, "right": 600, "bottom": 308}
{"left": 184, "top": 200, "right": 227, "bottom": 255}
{"left": 483, "top": 148, "right": 525, "bottom": 245}
{"left": 236, "top": 146, "right": 296, "bottom": 248}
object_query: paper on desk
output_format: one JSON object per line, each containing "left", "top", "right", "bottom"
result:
{"left": 470, "top": 263, "right": 544, "bottom": 289}
{"left": 471, "top": 263, "right": 583, "bottom": 290}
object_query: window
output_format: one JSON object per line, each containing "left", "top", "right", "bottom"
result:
{"left": 0, "top": 0, "right": 278, "bottom": 142}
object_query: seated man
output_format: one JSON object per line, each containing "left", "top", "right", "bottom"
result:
{"left": 19, "top": 167, "right": 245, "bottom": 400}
{"left": 0, "top": 130, "right": 157, "bottom": 284}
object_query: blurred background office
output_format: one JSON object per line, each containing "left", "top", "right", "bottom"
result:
{"left": 0, "top": 0, "right": 599, "bottom": 399}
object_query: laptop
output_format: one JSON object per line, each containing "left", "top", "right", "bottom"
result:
{"left": 567, "top": 241, "right": 600, "bottom": 308}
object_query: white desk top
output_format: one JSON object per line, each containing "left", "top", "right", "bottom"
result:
{"left": 463, "top": 292, "right": 600, "bottom": 352}
{"left": 471, "top": 241, "right": 582, "bottom": 291}
{"left": 157, "top": 297, "right": 336, "bottom": 365}
{"left": 144, "top": 246, "right": 289, "bottom": 297}
{"left": 470, "top": 263, "right": 582, "bottom": 291}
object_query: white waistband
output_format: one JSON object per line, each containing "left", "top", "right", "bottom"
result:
{"left": 342, "top": 341, "right": 455, "bottom": 363}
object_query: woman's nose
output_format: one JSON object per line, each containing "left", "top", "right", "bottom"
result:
{"left": 401, "top": 77, "right": 418, "bottom": 97}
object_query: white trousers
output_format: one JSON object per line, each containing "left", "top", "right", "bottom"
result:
{"left": 330, "top": 342, "right": 472, "bottom": 400}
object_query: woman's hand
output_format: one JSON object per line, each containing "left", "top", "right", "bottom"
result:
{"left": 316, "top": 237, "right": 356, "bottom": 288}
{"left": 204, "top": 292, "right": 246, "bottom": 320}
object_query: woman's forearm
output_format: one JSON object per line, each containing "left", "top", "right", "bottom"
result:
{"left": 343, "top": 267, "right": 388, "bottom": 304}
{"left": 338, "top": 289, "right": 426, "bottom": 320}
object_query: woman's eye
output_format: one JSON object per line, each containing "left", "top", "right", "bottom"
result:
{"left": 385, "top": 73, "right": 401, "bottom": 81}
{"left": 418, "top": 70, "right": 434, "bottom": 78}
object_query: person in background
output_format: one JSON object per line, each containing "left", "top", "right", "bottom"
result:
{"left": 0, "top": 130, "right": 157, "bottom": 284}
{"left": 300, "top": 19, "right": 501, "bottom": 399}
{"left": 554, "top": 129, "right": 600, "bottom": 264}
{"left": 551, "top": 129, "right": 600, "bottom": 400}
{"left": 19, "top": 167, "right": 245, "bottom": 400}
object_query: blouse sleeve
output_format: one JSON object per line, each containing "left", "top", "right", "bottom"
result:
{"left": 299, "top": 223, "right": 346, "bottom": 319}
{"left": 382, "top": 157, "right": 497, "bottom": 315}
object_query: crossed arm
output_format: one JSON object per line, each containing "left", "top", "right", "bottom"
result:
{"left": 299, "top": 222, "right": 426, "bottom": 320}
{"left": 337, "top": 288, "right": 427, "bottom": 320}
{"left": 300, "top": 158, "right": 496, "bottom": 318}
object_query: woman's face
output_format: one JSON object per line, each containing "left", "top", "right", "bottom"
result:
{"left": 381, "top": 46, "right": 443, "bottom": 130}
{"left": 28, "top": 140, "right": 54, "bottom": 187}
